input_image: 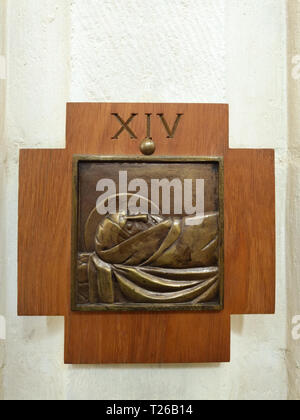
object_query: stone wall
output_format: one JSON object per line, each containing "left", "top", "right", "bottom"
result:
{"left": 0, "top": 0, "right": 298, "bottom": 400}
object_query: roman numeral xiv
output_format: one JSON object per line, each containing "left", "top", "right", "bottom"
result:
{"left": 111, "top": 113, "right": 183, "bottom": 140}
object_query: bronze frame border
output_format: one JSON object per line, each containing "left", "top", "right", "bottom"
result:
{"left": 71, "top": 155, "right": 224, "bottom": 313}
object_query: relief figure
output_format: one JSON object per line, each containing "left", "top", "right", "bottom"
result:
{"left": 79, "top": 194, "right": 220, "bottom": 306}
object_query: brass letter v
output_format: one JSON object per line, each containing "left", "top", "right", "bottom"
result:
{"left": 157, "top": 113, "right": 183, "bottom": 138}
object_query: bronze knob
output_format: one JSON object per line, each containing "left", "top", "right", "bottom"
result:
{"left": 140, "top": 138, "right": 156, "bottom": 156}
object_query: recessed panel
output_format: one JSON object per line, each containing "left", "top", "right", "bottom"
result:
{"left": 72, "top": 156, "right": 224, "bottom": 312}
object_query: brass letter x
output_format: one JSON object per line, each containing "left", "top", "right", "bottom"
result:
{"left": 111, "top": 113, "right": 138, "bottom": 139}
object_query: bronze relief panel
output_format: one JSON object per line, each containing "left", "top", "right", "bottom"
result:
{"left": 72, "top": 156, "right": 224, "bottom": 312}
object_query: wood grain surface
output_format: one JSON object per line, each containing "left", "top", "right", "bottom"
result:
{"left": 18, "top": 103, "right": 275, "bottom": 364}
{"left": 224, "top": 149, "right": 275, "bottom": 314}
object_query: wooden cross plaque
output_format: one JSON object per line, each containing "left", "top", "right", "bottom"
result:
{"left": 18, "top": 103, "right": 275, "bottom": 364}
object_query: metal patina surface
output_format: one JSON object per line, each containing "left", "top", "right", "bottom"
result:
{"left": 72, "top": 156, "right": 224, "bottom": 312}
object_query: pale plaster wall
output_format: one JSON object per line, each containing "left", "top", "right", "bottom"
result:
{"left": 0, "top": 0, "right": 7, "bottom": 402}
{"left": 0, "top": 0, "right": 297, "bottom": 400}
{"left": 287, "top": 0, "right": 300, "bottom": 401}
